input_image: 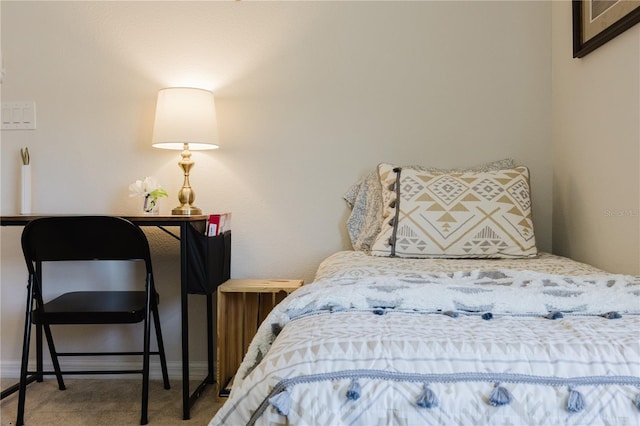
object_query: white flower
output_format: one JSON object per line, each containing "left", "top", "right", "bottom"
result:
{"left": 129, "top": 179, "right": 147, "bottom": 198}
{"left": 129, "top": 176, "right": 167, "bottom": 198}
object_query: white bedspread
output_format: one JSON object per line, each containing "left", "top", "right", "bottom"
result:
{"left": 211, "top": 252, "right": 640, "bottom": 426}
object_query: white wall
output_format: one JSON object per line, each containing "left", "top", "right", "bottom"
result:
{"left": 1, "top": 1, "right": 552, "bottom": 377}
{"left": 551, "top": 2, "right": 640, "bottom": 275}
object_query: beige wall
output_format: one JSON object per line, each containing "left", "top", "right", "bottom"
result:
{"left": 551, "top": 2, "right": 640, "bottom": 275}
{"left": 1, "top": 2, "right": 552, "bottom": 376}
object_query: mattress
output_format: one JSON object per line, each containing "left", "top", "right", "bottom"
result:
{"left": 210, "top": 252, "right": 640, "bottom": 426}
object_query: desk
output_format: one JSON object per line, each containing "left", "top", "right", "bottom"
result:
{"left": 1, "top": 214, "right": 214, "bottom": 420}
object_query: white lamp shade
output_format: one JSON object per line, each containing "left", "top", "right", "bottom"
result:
{"left": 151, "top": 87, "right": 219, "bottom": 150}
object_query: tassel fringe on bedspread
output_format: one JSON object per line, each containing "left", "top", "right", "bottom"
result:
{"left": 258, "top": 371, "right": 640, "bottom": 425}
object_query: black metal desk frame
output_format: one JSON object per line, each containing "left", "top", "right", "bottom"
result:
{"left": 0, "top": 214, "right": 214, "bottom": 421}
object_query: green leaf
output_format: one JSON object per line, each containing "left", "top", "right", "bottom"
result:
{"left": 149, "top": 188, "right": 168, "bottom": 198}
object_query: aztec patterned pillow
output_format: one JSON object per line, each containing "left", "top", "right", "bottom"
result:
{"left": 344, "top": 159, "right": 515, "bottom": 252}
{"left": 370, "top": 163, "right": 537, "bottom": 258}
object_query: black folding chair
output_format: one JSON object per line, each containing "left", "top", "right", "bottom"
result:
{"left": 16, "top": 216, "right": 170, "bottom": 425}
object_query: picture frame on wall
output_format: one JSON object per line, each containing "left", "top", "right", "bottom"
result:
{"left": 572, "top": 0, "right": 640, "bottom": 58}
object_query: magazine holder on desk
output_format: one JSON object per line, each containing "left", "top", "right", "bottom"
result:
{"left": 186, "top": 228, "right": 231, "bottom": 295}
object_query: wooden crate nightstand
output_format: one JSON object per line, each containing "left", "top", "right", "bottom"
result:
{"left": 217, "top": 278, "right": 303, "bottom": 397}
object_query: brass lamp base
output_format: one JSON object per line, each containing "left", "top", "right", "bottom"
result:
{"left": 171, "top": 143, "right": 203, "bottom": 216}
{"left": 172, "top": 205, "right": 202, "bottom": 215}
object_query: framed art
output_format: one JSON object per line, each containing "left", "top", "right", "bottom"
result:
{"left": 573, "top": 0, "right": 640, "bottom": 57}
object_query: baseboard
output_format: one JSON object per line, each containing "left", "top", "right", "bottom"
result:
{"left": 0, "top": 360, "right": 209, "bottom": 381}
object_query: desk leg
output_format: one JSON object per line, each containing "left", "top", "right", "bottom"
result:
{"left": 178, "top": 220, "right": 217, "bottom": 420}
{"left": 180, "top": 222, "right": 190, "bottom": 420}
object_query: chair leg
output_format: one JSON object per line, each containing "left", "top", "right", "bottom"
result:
{"left": 152, "top": 304, "right": 170, "bottom": 390}
{"left": 17, "top": 320, "right": 31, "bottom": 426}
{"left": 140, "top": 289, "right": 152, "bottom": 425}
{"left": 16, "top": 277, "right": 35, "bottom": 426}
{"left": 42, "top": 324, "right": 65, "bottom": 390}
{"left": 35, "top": 324, "right": 43, "bottom": 382}
{"left": 35, "top": 267, "right": 44, "bottom": 383}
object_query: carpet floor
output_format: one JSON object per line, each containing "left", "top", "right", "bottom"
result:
{"left": 0, "top": 379, "right": 223, "bottom": 426}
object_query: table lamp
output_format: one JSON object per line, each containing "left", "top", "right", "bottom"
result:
{"left": 151, "top": 87, "right": 218, "bottom": 215}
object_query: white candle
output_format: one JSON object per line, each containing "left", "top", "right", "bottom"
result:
{"left": 21, "top": 164, "right": 31, "bottom": 215}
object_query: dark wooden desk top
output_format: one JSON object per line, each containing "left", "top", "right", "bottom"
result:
{"left": 1, "top": 214, "right": 208, "bottom": 226}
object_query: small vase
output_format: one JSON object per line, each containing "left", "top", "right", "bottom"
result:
{"left": 20, "top": 165, "right": 31, "bottom": 215}
{"left": 143, "top": 195, "right": 160, "bottom": 215}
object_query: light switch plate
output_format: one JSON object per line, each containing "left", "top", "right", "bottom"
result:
{"left": 1, "top": 102, "right": 36, "bottom": 130}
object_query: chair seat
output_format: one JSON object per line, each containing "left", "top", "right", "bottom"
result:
{"left": 32, "top": 291, "right": 153, "bottom": 324}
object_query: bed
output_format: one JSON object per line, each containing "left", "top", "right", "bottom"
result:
{"left": 210, "top": 161, "right": 640, "bottom": 425}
